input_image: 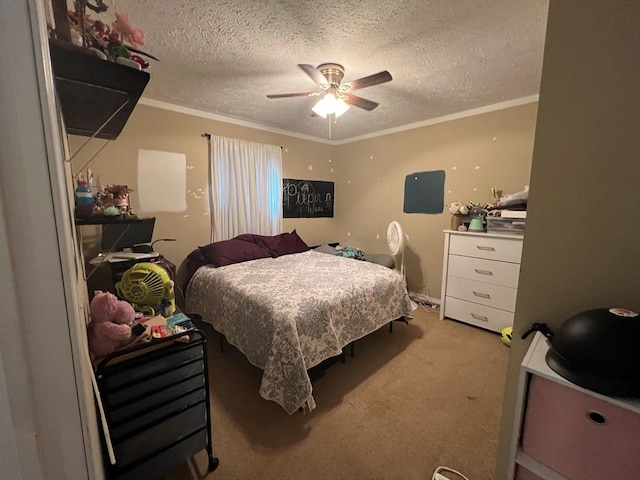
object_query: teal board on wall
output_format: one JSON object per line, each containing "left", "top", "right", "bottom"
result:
{"left": 403, "top": 170, "right": 445, "bottom": 214}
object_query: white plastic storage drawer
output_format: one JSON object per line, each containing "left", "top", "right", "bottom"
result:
{"left": 521, "top": 375, "right": 640, "bottom": 480}
{"left": 447, "top": 254, "right": 521, "bottom": 287}
{"left": 449, "top": 234, "right": 522, "bottom": 263}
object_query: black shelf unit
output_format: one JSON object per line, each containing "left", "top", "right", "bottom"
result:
{"left": 96, "top": 329, "right": 219, "bottom": 479}
{"left": 49, "top": 39, "right": 150, "bottom": 140}
{"left": 75, "top": 215, "right": 149, "bottom": 226}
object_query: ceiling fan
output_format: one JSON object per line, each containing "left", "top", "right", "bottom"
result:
{"left": 266, "top": 63, "right": 392, "bottom": 118}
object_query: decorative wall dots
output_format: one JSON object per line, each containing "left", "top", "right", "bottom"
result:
{"left": 475, "top": 166, "right": 481, "bottom": 170}
{"left": 328, "top": 159, "right": 332, "bottom": 163}
{"left": 183, "top": 214, "right": 190, "bottom": 218}
{"left": 473, "top": 188, "right": 477, "bottom": 191}
{"left": 284, "top": 148, "right": 289, "bottom": 152}
{"left": 202, "top": 212, "right": 209, "bottom": 216}
{"left": 370, "top": 155, "right": 373, "bottom": 160}
{"left": 492, "top": 137, "right": 497, "bottom": 141}
{"left": 376, "top": 234, "right": 380, "bottom": 239}
{"left": 448, "top": 190, "right": 452, "bottom": 194}
{"left": 452, "top": 166, "right": 457, "bottom": 170}
{"left": 347, "top": 180, "right": 351, "bottom": 184}
{"left": 186, "top": 165, "right": 195, "bottom": 170}
{"left": 330, "top": 168, "right": 334, "bottom": 173}
{"left": 347, "top": 232, "right": 351, "bottom": 236}
{"left": 308, "top": 165, "right": 313, "bottom": 170}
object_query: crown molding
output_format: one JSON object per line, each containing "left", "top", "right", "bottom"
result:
{"left": 139, "top": 95, "right": 539, "bottom": 147}
{"left": 138, "top": 97, "right": 334, "bottom": 145}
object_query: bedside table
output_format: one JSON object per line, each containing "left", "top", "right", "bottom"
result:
{"left": 508, "top": 333, "right": 640, "bottom": 479}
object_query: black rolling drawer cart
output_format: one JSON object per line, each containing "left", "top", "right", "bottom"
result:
{"left": 96, "top": 329, "right": 219, "bottom": 479}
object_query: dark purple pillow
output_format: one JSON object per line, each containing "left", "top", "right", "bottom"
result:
{"left": 198, "top": 238, "right": 271, "bottom": 267}
{"left": 252, "top": 233, "right": 286, "bottom": 256}
{"left": 275, "top": 230, "right": 310, "bottom": 256}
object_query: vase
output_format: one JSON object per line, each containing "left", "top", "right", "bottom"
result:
{"left": 451, "top": 215, "right": 463, "bottom": 230}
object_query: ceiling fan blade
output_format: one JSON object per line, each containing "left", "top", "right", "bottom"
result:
{"left": 344, "top": 71, "right": 393, "bottom": 91}
{"left": 298, "top": 64, "right": 329, "bottom": 86}
{"left": 266, "top": 92, "right": 317, "bottom": 99}
{"left": 343, "top": 93, "right": 379, "bottom": 111}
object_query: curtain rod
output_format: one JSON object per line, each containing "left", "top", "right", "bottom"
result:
{"left": 201, "top": 132, "right": 283, "bottom": 149}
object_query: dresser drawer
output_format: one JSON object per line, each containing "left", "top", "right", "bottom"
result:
{"left": 448, "top": 254, "right": 521, "bottom": 287}
{"left": 449, "top": 234, "right": 522, "bottom": 263}
{"left": 521, "top": 375, "right": 640, "bottom": 480}
{"left": 446, "top": 275, "right": 517, "bottom": 311}
{"left": 444, "top": 297, "right": 514, "bottom": 332}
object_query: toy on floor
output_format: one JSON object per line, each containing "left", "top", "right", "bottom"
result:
{"left": 501, "top": 326, "right": 513, "bottom": 347}
{"left": 88, "top": 290, "right": 136, "bottom": 360}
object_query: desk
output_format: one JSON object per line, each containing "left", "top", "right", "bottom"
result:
{"left": 87, "top": 254, "right": 176, "bottom": 300}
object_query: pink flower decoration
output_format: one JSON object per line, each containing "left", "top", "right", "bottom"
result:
{"left": 112, "top": 12, "right": 144, "bottom": 48}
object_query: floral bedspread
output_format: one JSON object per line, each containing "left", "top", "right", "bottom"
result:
{"left": 185, "top": 250, "right": 412, "bottom": 414}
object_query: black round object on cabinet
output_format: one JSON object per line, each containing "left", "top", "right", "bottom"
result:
{"left": 545, "top": 308, "right": 640, "bottom": 397}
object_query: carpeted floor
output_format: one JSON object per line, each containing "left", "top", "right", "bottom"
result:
{"left": 165, "top": 306, "right": 509, "bottom": 480}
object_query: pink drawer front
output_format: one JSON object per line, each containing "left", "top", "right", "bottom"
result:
{"left": 522, "top": 375, "right": 640, "bottom": 480}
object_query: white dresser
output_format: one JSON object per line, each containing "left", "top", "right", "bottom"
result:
{"left": 439, "top": 230, "right": 523, "bottom": 332}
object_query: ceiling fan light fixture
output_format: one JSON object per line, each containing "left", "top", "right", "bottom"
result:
{"left": 312, "top": 92, "right": 350, "bottom": 118}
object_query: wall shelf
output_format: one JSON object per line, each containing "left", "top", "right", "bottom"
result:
{"left": 49, "top": 39, "right": 150, "bottom": 140}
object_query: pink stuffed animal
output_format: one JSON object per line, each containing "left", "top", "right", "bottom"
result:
{"left": 88, "top": 290, "right": 136, "bottom": 360}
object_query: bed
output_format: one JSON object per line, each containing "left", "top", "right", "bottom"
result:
{"left": 184, "top": 232, "right": 413, "bottom": 414}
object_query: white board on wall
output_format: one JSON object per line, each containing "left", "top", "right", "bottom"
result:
{"left": 137, "top": 149, "right": 187, "bottom": 212}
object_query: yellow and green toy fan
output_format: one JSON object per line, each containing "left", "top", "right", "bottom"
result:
{"left": 116, "top": 262, "right": 175, "bottom": 316}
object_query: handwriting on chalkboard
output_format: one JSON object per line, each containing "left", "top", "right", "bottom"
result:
{"left": 283, "top": 179, "right": 334, "bottom": 218}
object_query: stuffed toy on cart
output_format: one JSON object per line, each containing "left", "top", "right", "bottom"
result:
{"left": 88, "top": 290, "right": 136, "bottom": 361}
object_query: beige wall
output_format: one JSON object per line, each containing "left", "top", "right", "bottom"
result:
{"left": 333, "top": 103, "right": 536, "bottom": 298}
{"left": 71, "top": 102, "right": 536, "bottom": 300}
{"left": 70, "top": 104, "right": 334, "bottom": 271}
{"left": 495, "top": 1, "right": 640, "bottom": 477}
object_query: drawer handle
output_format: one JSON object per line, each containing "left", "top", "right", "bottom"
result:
{"left": 587, "top": 411, "right": 607, "bottom": 425}
{"left": 471, "top": 313, "right": 489, "bottom": 322}
{"left": 472, "top": 291, "right": 491, "bottom": 299}
{"left": 476, "top": 245, "right": 496, "bottom": 251}
{"left": 474, "top": 269, "right": 493, "bottom": 276}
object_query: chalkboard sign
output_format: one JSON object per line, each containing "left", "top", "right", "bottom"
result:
{"left": 403, "top": 170, "right": 445, "bottom": 214}
{"left": 283, "top": 179, "right": 334, "bottom": 218}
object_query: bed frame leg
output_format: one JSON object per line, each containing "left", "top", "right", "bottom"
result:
{"left": 350, "top": 342, "right": 355, "bottom": 357}
{"left": 389, "top": 321, "right": 393, "bottom": 333}
{"left": 219, "top": 332, "right": 225, "bottom": 353}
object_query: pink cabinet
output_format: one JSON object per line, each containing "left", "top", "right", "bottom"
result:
{"left": 508, "top": 333, "right": 640, "bottom": 479}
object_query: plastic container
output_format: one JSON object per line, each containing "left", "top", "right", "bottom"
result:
{"left": 468, "top": 203, "right": 486, "bottom": 232}
{"left": 75, "top": 180, "right": 93, "bottom": 205}
{"left": 486, "top": 217, "right": 525, "bottom": 235}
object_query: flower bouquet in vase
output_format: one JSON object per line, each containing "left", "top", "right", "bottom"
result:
{"left": 448, "top": 201, "right": 469, "bottom": 230}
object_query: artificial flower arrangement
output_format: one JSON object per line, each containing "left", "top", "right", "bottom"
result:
{"left": 448, "top": 201, "right": 470, "bottom": 216}
{"left": 96, "top": 184, "right": 134, "bottom": 215}
{"left": 63, "top": 0, "right": 157, "bottom": 68}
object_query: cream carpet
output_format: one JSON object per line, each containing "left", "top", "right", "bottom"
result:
{"left": 165, "top": 306, "right": 509, "bottom": 480}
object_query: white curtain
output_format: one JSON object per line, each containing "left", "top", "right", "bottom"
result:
{"left": 208, "top": 135, "right": 282, "bottom": 242}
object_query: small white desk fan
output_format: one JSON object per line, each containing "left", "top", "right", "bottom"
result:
{"left": 387, "top": 221, "right": 406, "bottom": 278}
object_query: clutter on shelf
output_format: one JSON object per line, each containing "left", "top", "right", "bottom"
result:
{"left": 49, "top": 0, "right": 158, "bottom": 69}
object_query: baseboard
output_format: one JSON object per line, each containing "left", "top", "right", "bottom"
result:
{"left": 409, "top": 291, "right": 441, "bottom": 307}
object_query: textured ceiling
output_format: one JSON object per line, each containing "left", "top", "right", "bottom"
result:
{"left": 116, "top": 0, "right": 548, "bottom": 142}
